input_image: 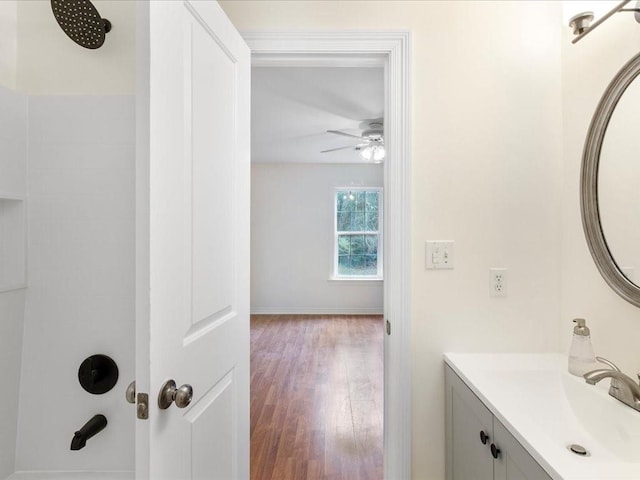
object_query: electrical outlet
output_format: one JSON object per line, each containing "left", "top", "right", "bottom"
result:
{"left": 489, "top": 268, "right": 507, "bottom": 297}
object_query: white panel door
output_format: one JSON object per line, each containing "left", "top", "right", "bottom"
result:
{"left": 136, "top": 1, "right": 250, "bottom": 479}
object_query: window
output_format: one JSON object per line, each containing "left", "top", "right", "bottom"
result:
{"left": 334, "top": 188, "right": 383, "bottom": 279}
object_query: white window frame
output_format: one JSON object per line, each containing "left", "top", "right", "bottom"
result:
{"left": 331, "top": 186, "right": 383, "bottom": 281}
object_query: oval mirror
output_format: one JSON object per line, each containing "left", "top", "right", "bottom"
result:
{"left": 581, "top": 52, "right": 640, "bottom": 308}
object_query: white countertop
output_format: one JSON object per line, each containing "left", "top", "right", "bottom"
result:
{"left": 444, "top": 353, "right": 640, "bottom": 480}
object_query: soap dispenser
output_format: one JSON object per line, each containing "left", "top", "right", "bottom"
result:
{"left": 568, "top": 318, "right": 597, "bottom": 377}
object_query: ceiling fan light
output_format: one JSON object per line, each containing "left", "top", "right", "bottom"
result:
{"left": 359, "top": 146, "right": 374, "bottom": 161}
{"left": 359, "top": 145, "right": 385, "bottom": 163}
{"left": 373, "top": 145, "right": 386, "bottom": 163}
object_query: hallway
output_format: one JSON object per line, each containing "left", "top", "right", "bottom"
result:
{"left": 250, "top": 314, "right": 384, "bottom": 480}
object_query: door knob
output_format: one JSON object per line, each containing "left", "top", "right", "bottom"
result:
{"left": 125, "top": 381, "right": 136, "bottom": 404}
{"left": 158, "top": 379, "right": 193, "bottom": 409}
{"left": 479, "top": 430, "right": 490, "bottom": 445}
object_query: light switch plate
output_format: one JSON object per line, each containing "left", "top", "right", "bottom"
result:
{"left": 425, "top": 241, "right": 454, "bottom": 269}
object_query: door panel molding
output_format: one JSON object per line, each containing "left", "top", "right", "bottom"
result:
{"left": 183, "top": 306, "right": 235, "bottom": 346}
{"left": 243, "top": 30, "right": 412, "bottom": 480}
{"left": 184, "top": 8, "right": 237, "bottom": 327}
{"left": 185, "top": 1, "right": 239, "bottom": 64}
{"left": 184, "top": 368, "right": 235, "bottom": 423}
{"left": 186, "top": 368, "right": 236, "bottom": 480}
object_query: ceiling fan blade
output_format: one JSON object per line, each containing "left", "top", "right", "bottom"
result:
{"left": 326, "top": 130, "right": 366, "bottom": 140}
{"left": 321, "top": 144, "right": 360, "bottom": 153}
{"left": 321, "top": 141, "right": 370, "bottom": 153}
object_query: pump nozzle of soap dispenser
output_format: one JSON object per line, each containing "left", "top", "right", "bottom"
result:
{"left": 573, "top": 318, "right": 589, "bottom": 336}
{"left": 568, "top": 318, "right": 597, "bottom": 377}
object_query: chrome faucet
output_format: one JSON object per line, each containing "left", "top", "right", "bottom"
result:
{"left": 583, "top": 357, "right": 640, "bottom": 413}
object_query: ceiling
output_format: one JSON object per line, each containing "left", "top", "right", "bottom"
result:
{"left": 251, "top": 66, "right": 384, "bottom": 164}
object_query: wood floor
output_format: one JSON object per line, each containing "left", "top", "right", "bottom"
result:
{"left": 250, "top": 314, "right": 384, "bottom": 480}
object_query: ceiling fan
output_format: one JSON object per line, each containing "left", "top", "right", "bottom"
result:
{"left": 321, "top": 121, "right": 386, "bottom": 162}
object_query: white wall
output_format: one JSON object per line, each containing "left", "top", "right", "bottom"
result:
{"left": 220, "top": 2, "right": 564, "bottom": 479}
{"left": 16, "top": 96, "right": 135, "bottom": 472}
{"left": 0, "top": 86, "right": 27, "bottom": 480}
{"left": 0, "top": 290, "right": 25, "bottom": 479}
{"left": 560, "top": 11, "right": 640, "bottom": 376}
{"left": 251, "top": 163, "right": 383, "bottom": 314}
{"left": 0, "top": 87, "right": 27, "bottom": 198}
{"left": 16, "top": 0, "right": 135, "bottom": 95}
{"left": 0, "top": 1, "right": 17, "bottom": 89}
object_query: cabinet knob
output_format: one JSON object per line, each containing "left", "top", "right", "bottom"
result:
{"left": 480, "top": 430, "right": 490, "bottom": 445}
{"left": 490, "top": 443, "right": 501, "bottom": 459}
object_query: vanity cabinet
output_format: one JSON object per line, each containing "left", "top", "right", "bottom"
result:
{"left": 445, "top": 365, "right": 553, "bottom": 480}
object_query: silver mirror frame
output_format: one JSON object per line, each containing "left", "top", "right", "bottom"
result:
{"left": 581, "top": 52, "right": 640, "bottom": 308}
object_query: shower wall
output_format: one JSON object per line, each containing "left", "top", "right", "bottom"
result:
{"left": 15, "top": 96, "right": 135, "bottom": 472}
{"left": 0, "top": 86, "right": 27, "bottom": 480}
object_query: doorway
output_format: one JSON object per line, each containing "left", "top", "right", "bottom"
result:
{"left": 249, "top": 64, "right": 385, "bottom": 478}
{"left": 244, "top": 31, "right": 412, "bottom": 479}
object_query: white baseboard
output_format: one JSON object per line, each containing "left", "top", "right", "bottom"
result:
{"left": 250, "top": 306, "right": 383, "bottom": 315}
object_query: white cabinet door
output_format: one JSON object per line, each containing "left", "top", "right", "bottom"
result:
{"left": 446, "top": 366, "right": 553, "bottom": 480}
{"left": 136, "top": 1, "right": 250, "bottom": 479}
{"left": 446, "top": 367, "right": 494, "bottom": 480}
{"left": 493, "top": 419, "right": 552, "bottom": 480}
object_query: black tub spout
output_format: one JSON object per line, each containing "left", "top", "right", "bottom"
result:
{"left": 70, "top": 414, "right": 107, "bottom": 450}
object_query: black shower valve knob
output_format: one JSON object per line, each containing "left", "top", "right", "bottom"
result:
{"left": 78, "top": 354, "right": 118, "bottom": 394}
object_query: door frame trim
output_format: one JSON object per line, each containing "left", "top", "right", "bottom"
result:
{"left": 243, "top": 30, "right": 412, "bottom": 480}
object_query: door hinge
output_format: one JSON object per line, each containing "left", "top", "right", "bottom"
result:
{"left": 137, "top": 393, "right": 149, "bottom": 420}
{"left": 386, "top": 319, "right": 391, "bottom": 335}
